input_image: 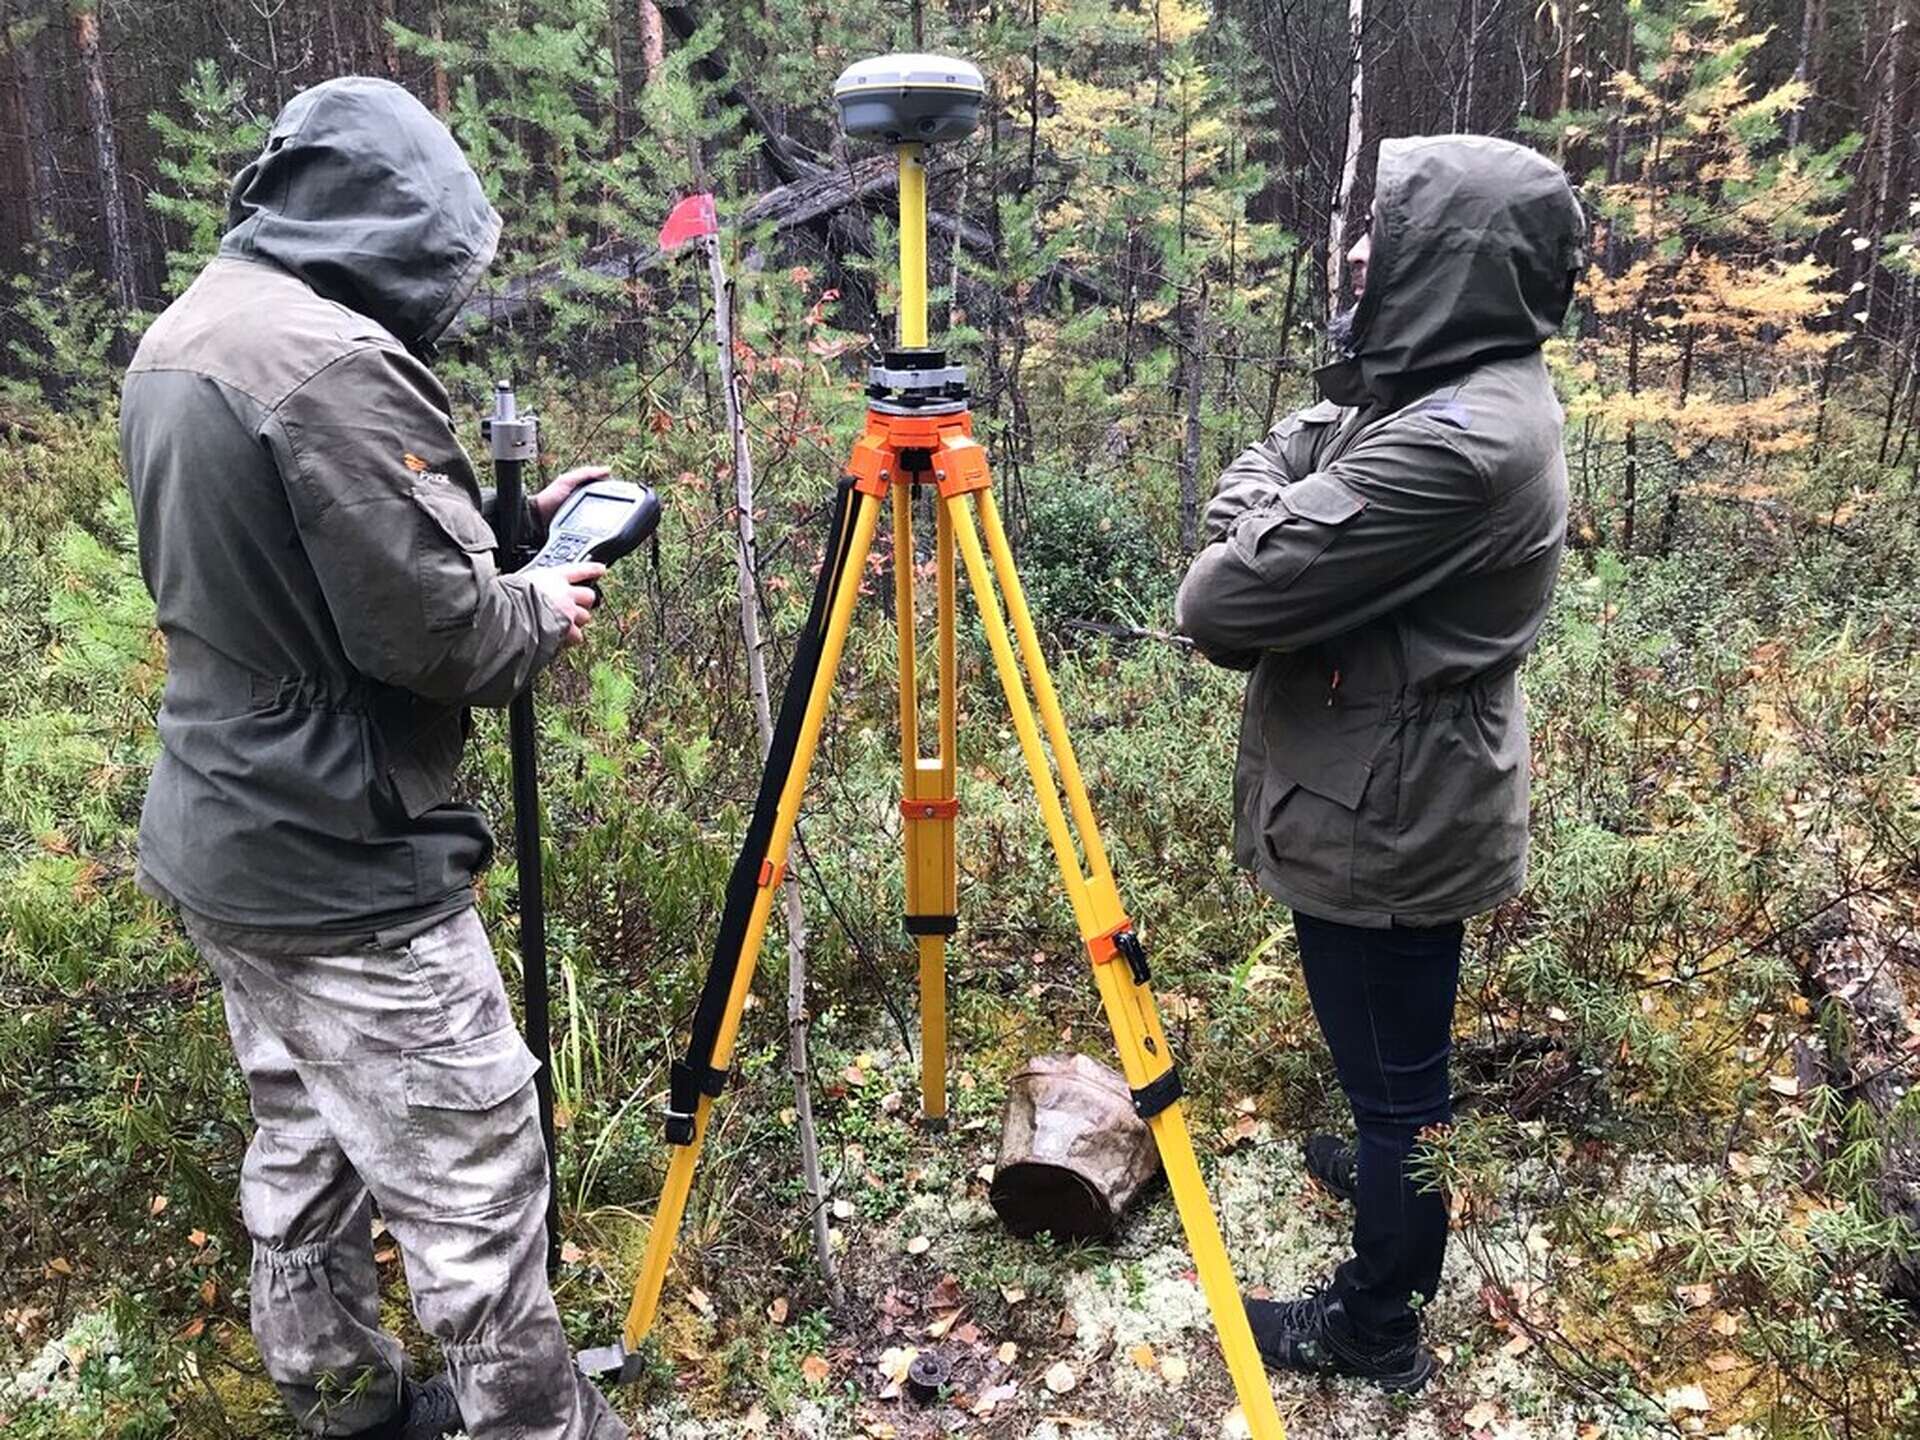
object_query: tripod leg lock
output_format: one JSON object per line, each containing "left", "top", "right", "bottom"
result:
{"left": 665, "top": 1058, "right": 730, "bottom": 1145}
{"left": 1089, "top": 925, "right": 1152, "bottom": 986}
{"left": 1130, "top": 1065, "right": 1184, "bottom": 1120}
{"left": 904, "top": 914, "right": 958, "bottom": 937}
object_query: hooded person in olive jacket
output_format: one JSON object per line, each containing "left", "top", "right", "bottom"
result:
{"left": 1176, "top": 135, "right": 1585, "bottom": 1388}
{"left": 120, "top": 79, "right": 626, "bottom": 1439}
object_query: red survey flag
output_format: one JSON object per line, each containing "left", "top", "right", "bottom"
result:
{"left": 659, "top": 193, "right": 718, "bottom": 250}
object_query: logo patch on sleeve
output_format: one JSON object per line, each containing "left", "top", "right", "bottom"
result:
{"left": 1414, "top": 397, "right": 1473, "bottom": 430}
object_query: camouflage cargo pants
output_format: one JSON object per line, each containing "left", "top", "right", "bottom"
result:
{"left": 192, "top": 907, "right": 626, "bottom": 1439}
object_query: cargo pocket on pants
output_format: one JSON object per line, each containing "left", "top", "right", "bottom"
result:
{"left": 402, "top": 1026, "right": 543, "bottom": 1219}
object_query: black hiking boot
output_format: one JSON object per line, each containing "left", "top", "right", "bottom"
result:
{"left": 1243, "top": 1289, "right": 1436, "bottom": 1392}
{"left": 1303, "top": 1134, "right": 1357, "bottom": 1202}
{"left": 399, "top": 1374, "right": 463, "bottom": 1439}
{"left": 346, "top": 1374, "right": 464, "bottom": 1440}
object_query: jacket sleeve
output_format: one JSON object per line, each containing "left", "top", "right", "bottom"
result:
{"left": 1176, "top": 414, "right": 1492, "bottom": 657}
{"left": 1201, "top": 399, "right": 1346, "bottom": 543}
{"left": 267, "top": 344, "right": 570, "bottom": 708}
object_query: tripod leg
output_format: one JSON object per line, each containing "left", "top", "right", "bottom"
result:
{"left": 941, "top": 478, "right": 1286, "bottom": 1440}
{"left": 896, "top": 484, "right": 959, "bottom": 1128}
{"left": 609, "top": 482, "right": 884, "bottom": 1359}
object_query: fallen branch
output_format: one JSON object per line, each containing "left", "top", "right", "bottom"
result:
{"left": 1802, "top": 902, "right": 1920, "bottom": 1298}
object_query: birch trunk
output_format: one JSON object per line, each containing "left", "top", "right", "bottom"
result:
{"left": 1328, "top": 0, "right": 1364, "bottom": 327}
{"left": 73, "top": 10, "right": 135, "bottom": 322}
{"left": 702, "top": 231, "right": 842, "bottom": 1306}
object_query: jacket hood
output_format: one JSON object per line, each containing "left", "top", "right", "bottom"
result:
{"left": 220, "top": 76, "right": 501, "bottom": 350}
{"left": 1316, "top": 135, "right": 1586, "bottom": 409}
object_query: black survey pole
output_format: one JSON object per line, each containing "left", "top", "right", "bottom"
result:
{"left": 485, "top": 381, "right": 562, "bottom": 1278}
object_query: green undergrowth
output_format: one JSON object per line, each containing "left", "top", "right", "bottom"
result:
{"left": 4, "top": 389, "right": 1920, "bottom": 1436}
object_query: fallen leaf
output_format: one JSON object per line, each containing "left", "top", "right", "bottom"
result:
{"left": 1501, "top": 1331, "right": 1533, "bottom": 1358}
{"left": 188, "top": 1229, "right": 208, "bottom": 1248}
{"left": 1668, "top": 1383, "right": 1712, "bottom": 1414}
{"left": 999, "top": 1284, "right": 1026, "bottom": 1305}
{"left": 996, "top": 1342, "right": 1019, "bottom": 1365}
{"left": 1128, "top": 1342, "right": 1157, "bottom": 1370}
{"left": 973, "top": 1380, "right": 1018, "bottom": 1414}
{"left": 905, "top": 1235, "right": 931, "bottom": 1256}
{"left": 1767, "top": 1074, "right": 1800, "bottom": 1097}
{"left": 1710, "top": 1311, "right": 1740, "bottom": 1337}
{"left": 1674, "top": 1282, "right": 1715, "bottom": 1310}
{"left": 1043, "top": 1360, "right": 1077, "bottom": 1394}
{"left": 877, "top": 1346, "right": 918, "bottom": 1385}
{"left": 767, "top": 1297, "right": 789, "bottom": 1324}
{"left": 687, "top": 1286, "right": 714, "bottom": 1319}
{"left": 926, "top": 1310, "right": 959, "bottom": 1340}
{"left": 559, "top": 1241, "right": 584, "bottom": 1264}
{"left": 1159, "top": 1354, "right": 1189, "bottom": 1385}
{"left": 800, "top": 1354, "right": 831, "bottom": 1385}
{"left": 832, "top": 1198, "right": 857, "bottom": 1221}
{"left": 149, "top": 1195, "right": 169, "bottom": 1216}
{"left": 1706, "top": 1353, "right": 1741, "bottom": 1373}
{"left": 1464, "top": 1400, "right": 1501, "bottom": 1427}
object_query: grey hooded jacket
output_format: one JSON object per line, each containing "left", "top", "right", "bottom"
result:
{"left": 121, "top": 77, "right": 569, "bottom": 948}
{"left": 1175, "top": 136, "right": 1585, "bottom": 927}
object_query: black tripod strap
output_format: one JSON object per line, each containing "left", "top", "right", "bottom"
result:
{"left": 666, "top": 477, "right": 866, "bottom": 1145}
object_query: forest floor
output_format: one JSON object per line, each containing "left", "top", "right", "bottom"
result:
{"left": 4, "top": 1023, "right": 1808, "bottom": 1440}
{"left": 555, "top": 1041, "right": 1775, "bottom": 1440}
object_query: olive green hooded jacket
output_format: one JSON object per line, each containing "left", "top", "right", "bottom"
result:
{"left": 1175, "top": 136, "right": 1585, "bottom": 927}
{"left": 121, "top": 77, "right": 569, "bottom": 948}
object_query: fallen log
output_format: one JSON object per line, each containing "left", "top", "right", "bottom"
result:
{"left": 451, "top": 155, "right": 1130, "bottom": 340}
{"left": 451, "top": 155, "right": 897, "bottom": 336}
{"left": 1804, "top": 902, "right": 1920, "bottom": 1298}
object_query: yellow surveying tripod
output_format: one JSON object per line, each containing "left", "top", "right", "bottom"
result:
{"left": 583, "top": 53, "right": 1284, "bottom": 1440}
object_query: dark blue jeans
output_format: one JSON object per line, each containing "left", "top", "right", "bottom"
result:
{"left": 1294, "top": 909, "right": 1463, "bottom": 1341}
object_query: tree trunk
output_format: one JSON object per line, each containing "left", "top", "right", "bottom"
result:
{"left": 639, "top": 0, "right": 665, "bottom": 83}
{"left": 702, "top": 229, "right": 841, "bottom": 1309}
{"left": 1177, "top": 283, "right": 1205, "bottom": 554}
{"left": 73, "top": 9, "right": 136, "bottom": 325}
{"left": 0, "top": 12, "right": 45, "bottom": 264}
{"left": 1787, "top": 0, "right": 1819, "bottom": 147}
{"left": 1622, "top": 311, "right": 1641, "bottom": 554}
{"left": 1329, "top": 0, "right": 1364, "bottom": 325}
{"left": 374, "top": 0, "right": 400, "bottom": 80}
{"left": 430, "top": 5, "right": 450, "bottom": 117}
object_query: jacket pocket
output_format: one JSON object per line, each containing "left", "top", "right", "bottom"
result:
{"left": 410, "top": 475, "right": 497, "bottom": 633}
{"left": 1253, "top": 683, "right": 1386, "bottom": 909}
{"left": 375, "top": 700, "right": 467, "bottom": 820}
{"left": 1232, "top": 471, "right": 1367, "bottom": 591}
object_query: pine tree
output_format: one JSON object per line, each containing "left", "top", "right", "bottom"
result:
{"left": 1564, "top": 0, "right": 1856, "bottom": 553}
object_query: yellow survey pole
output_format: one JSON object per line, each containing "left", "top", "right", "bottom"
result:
{"left": 898, "top": 144, "right": 929, "bottom": 348}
